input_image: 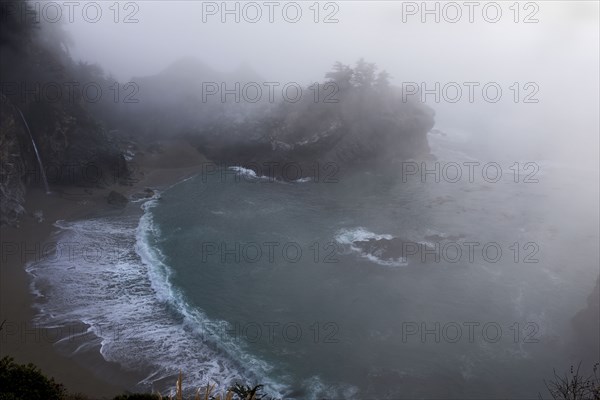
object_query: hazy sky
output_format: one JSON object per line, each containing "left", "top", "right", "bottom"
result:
{"left": 38, "top": 0, "right": 599, "bottom": 166}
{"left": 53, "top": 1, "right": 597, "bottom": 80}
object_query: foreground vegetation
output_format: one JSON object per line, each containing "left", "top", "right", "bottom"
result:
{"left": 540, "top": 362, "right": 600, "bottom": 400}
{"left": 0, "top": 357, "right": 272, "bottom": 400}
{"left": 2, "top": 356, "right": 600, "bottom": 399}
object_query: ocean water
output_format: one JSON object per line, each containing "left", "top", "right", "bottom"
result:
{"left": 27, "top": 131, "right": 599, "bottom": 398}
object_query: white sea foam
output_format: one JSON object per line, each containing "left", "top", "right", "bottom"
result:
{"left": 229, "top": 166, "right": 312, "bottom": 184}
{"left": 228, "top": 166, "right": 273, "bottom": 182}
{"left": 362, "top": 252, "right": 408, "bottom": 267}
{"left": 335, "top": 227, "right": 394, "bottom": 246}
{"left": 303, "top": 375, "right": 359, "bottom": 400}
{"left": 293, "top": 177, "right": 312, "bottom": 183}
{"left": 26, "top": 199, "right": 290, "bottom": 397}
{"left": 335, "top": 227, "right": 407, "bottom": 267}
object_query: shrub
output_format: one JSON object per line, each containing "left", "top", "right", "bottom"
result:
{"left": 541, "top": 362, "right": 600, "bottom": 400}
{"left": 0, "top": 356, "right": 66, "bottom": 400}
{"left": 0, "top": 356, "right": 271, "bottom": 400}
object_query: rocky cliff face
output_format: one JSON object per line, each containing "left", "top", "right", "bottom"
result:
{"left": 0, "top": 92, "right": 129, "bottom": 225}
{"left": 129, "top": 58, "right": 435, "bottom": 178}
{"left": 190, "top": 85, "right": 435, "bottom": 178}
{"left": 0, "top": 2, "right": 130, "bottom": 225}
{"left": 0, "top": 94, "right": 29, "bottom": 225}
{"left": 25, "top": 99, "right": 129, "bottom": 187}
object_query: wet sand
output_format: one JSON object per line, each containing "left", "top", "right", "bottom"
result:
{"left": 0, "top": 139, "right": 209, "bottom": 398}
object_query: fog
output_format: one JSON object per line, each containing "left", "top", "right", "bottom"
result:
{"left": 57, "top": 1, "right": 599, "bottom": 168}
{"left": 2, "top": 1, "right": 599, "bottom": 398}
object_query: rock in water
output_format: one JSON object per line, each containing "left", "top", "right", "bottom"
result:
{"left": 107, "top": 190, "right": 128, "bottom": 207}
{"left": 131, "top": 188, "right": 155, "bottom": 200}
{"left": 353, "top": 237, "right": 415, "bottom": 261}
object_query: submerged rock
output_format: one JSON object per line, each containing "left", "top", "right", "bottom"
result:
{"left": 353, "top": 237, "right": 420, "bottom": 261}
{"left": 423, "top": 233, "right": 465, "bottom": 242}
{"left": 352, "top": 234, "right": 465, "bottom": 264}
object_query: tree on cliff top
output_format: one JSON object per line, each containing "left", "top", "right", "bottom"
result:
{"left": 351, "top": 58, "right": 377, "bottom": 88}
{"left": 325, "top": 61, "right": 354, "bottom": 91}
{"left": 325, "top": 59, "right": 390, "bottom": 94}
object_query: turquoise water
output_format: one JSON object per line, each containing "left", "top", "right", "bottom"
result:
{"left": 28, "top": 131, "right": 599, "bottom": 398}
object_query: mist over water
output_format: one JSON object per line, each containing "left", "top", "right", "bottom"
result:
{"left": 6, "top": 0, "right": 599, "bottom": 398}
{"left": 63, "top": 1, "right": 599, "bottom": 160}
{"left": 142, "top": 134, "right": 598, "bottom": 398}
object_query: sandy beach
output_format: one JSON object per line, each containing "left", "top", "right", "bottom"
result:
{"left": 0, "top": 139, "right": 209, "bottom": 398}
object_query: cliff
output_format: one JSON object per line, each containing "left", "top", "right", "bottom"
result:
{"left": 182, "top": 59, "right": 436, "bottom": 178}
{"left": 0, "top": 2, "right": 129, "bottom": 225}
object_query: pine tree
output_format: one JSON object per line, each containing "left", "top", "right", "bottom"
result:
{"left": 325, "top": 61, "right": 354, "bottom": 91}
{"left": 352, "top": 58, "right": 377, "bottom": 88}
{"left": 376, "top": 70, "right": 391, "bottom": 90}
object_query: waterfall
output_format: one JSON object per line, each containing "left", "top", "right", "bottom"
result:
{"left": 15, "top": 107, "right": 51, "bottom": 194}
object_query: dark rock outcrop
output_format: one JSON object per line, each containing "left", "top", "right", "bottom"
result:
{"left": 0, "top": 2, "right": 130, "bottom": 225}
{"left": 25, "top": 100, "right": 129, "bottom": 188}
{"left": 131, "top": 188, "right": 155, "bottom": 200}
{"left": 130, "top": 58, "right": 435, "bottom": 180}
{"left": 353, "top": 237, "right": 417, "bottom": 261}
{"left": 189, "top": 86, "right": 435, "bottom": 180}
{"left": 0, "top": 93, "right": 131, "bottom": 224}
{"left": 352, "top": 233, "right": 465, "bottom": 264}
{"left": 107, "top": 190, "right": 128, "bottom": 207}
{"left": 354, "top": 236, "right": 440, "bottom": 263}
{"left": 0, "top": 94, "right": 29, "bottom": 225}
